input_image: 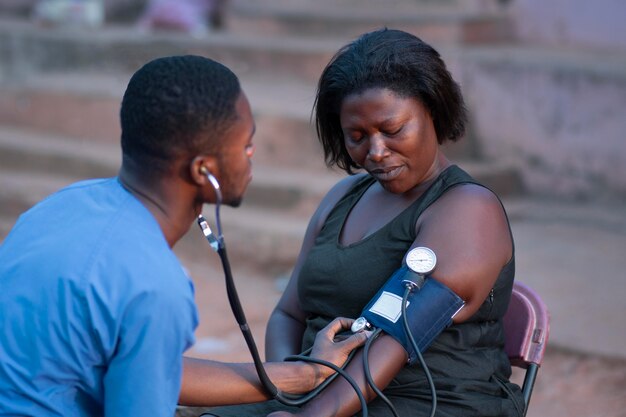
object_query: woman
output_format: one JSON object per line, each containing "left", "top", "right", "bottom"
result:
{"left": 205, "top": 28, "right": 524, "bottom": 417}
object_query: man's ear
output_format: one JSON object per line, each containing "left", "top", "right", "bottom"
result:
{"left": 190, "top": 155, "right": 218, "bottom": 186}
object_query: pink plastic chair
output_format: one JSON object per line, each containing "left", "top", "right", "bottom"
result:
{"left": 503, "top": 281, "right": 550, "bottom": 416}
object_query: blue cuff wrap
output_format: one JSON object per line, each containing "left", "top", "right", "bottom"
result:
{"left": 359, "top": 265, "right": 464, "bottom": 364}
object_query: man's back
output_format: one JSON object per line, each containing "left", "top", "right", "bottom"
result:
{"left": 0, "top": 178, "right": 198, "bottom": 416}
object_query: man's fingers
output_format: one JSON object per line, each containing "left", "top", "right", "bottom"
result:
{"left": 320, "top": 317, "right": 355, "bottom": 337}
{"left": 328, "top": 317, "right": 355, "bottom": 333}
{"left": 337, "top": 329, "right": 370, "bottom": 350}
{"left": 317, "top": 317, "right": 369, "bottom": 350}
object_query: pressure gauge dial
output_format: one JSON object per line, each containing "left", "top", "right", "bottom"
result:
{"left": 406, "top": 247, "right": 437, "bottom": 275}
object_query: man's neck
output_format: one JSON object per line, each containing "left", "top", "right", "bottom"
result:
{"left": 118, "top": 167, "right": 197, "bottom": 248}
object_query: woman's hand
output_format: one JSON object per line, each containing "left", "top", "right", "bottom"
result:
{"left": 307, "top": 317, "right": 370, "bottom": 383}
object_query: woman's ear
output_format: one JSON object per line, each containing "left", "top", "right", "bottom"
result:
{"left": 189, "top": 155, "right": 218, "bottom": 186}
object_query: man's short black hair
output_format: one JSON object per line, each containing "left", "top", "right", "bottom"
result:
{"left": 314, "top": 28, "right": 468, "bottom": 174}
{"left": 120, "top": 55, "right": 241, "bottom": 174}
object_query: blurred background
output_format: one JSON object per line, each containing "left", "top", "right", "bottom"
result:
{"left": 0, "top": 1, "right": 624, "bottom": 416}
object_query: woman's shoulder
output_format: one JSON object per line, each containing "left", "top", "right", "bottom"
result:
{"left": 439, "top": 182, "right": 503, "bottom": 211}
{"left": 419, "top": 182, "right": 508, "bottom": 232}
{"left": 309, "top": 173, "right": 368, "bottom": 231}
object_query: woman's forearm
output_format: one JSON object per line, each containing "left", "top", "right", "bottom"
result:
{"left": 179, "top": 357, "right": 320, "bottom": 406}
{"left": 299, "top": 335, "right": 408, "bottom": 417}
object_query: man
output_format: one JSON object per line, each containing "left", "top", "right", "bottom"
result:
{"left": 0, "top": 55, "right": 366, "bottom": 416}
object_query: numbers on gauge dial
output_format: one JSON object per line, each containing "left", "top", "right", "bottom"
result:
{"left": 406, "top": 247, "right": 437, "bottom": 275}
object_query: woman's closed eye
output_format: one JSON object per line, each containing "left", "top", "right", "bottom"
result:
{"left": 344, "top": 131, "right": 364, "bottom": 143}
{"left": 382, "top": 125, "right": 403, "bottom": 137}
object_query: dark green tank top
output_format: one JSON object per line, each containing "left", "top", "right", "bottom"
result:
{"left": 298, "top": 165, "right": 524, "bottom": 416}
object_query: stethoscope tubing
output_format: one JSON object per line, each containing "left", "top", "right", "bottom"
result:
{"left": 199, "top": 173, "right": 369, "bottom": 414}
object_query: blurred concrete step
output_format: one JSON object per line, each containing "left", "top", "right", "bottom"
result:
{"left": 0, "top": 71, "right": 125, "bottom": 143}
{"left": 0, "top": 126, "right": 120, "bottom": 177}
{"left": 455, "top": 159, "right": 524, "bottom": 198}
{"left": 0, "top": 17, "right": 341, "bottom": 83}
{"left": 230, "top": 0, "right": 506, "bottom": 12}
{"left": 0, "top": 169, "right": 76, "bottom": 220}
{"left": 180, "top": 203, "right": 310, "bottom": 272}
{"left": 228, "top": 1, "right": 513, "bottom": 44}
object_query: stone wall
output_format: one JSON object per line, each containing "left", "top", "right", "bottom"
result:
{"left": 510, "top": 0, "right": 626, "bottom": 51}
{"left": 456, "top": 46, "right": 626, "bottom": 200}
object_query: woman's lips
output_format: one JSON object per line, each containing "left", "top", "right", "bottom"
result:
{"left": 370, "top": 165, "right": 403, "bottom": 181}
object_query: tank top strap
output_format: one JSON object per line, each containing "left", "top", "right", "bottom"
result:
{"left": 409, "top": 164, "right": 477, "bottom": 217}
{"left": 316, "top": 174, "right": 377, "bottom": 243}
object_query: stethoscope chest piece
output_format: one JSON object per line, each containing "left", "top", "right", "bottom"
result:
{"left": 351, "top": 316, "right": 373, "bottom": 333}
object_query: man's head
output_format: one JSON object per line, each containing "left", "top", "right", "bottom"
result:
{"left": 121, "top": 54, "right": 242, "bottom": 174}
{"left": 120, "top": 55, "right": 255, "bottom": 206}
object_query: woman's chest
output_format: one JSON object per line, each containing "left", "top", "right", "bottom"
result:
{"left": 339, "top": 185, "right": 422, "bottom": 246}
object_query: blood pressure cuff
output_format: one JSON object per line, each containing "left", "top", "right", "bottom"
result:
{"left": 359, "top": 265, "right": 465, "bottom": 364}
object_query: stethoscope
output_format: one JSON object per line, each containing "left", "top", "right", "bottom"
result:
{"left": 197, "top": 171, "right": 369, "bottom": 413}
{"left": 197, "top": 170, "right": 436, "bottom": 417}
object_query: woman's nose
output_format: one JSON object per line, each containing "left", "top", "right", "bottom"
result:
{"left": 367, "top": 135, "right": 388, "bottom": 161}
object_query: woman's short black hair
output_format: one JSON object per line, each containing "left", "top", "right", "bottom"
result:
{"left": 120, "top": 55, "right": 241, "bottom": 174}
{"left": 314, "top": 28, "right": 467, "bottom": 174}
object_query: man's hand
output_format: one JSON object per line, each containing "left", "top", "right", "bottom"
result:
{"left": 264, "top": 320, "right": 368, "bottom": 416}
{"left": 308, "top": 317, "right": 370, "bottom": 382}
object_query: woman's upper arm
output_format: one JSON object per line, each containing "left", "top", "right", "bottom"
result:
{"left": 411, "top": 184, "right": 512, "bottom": 322}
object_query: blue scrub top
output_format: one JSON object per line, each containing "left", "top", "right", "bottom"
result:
{"left": 0, "top": 178, "right": 198, "bottom": 416}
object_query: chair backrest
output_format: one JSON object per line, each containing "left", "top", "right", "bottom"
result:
{"left": 503, "top": 280, "right": 550, "bottom": 415}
